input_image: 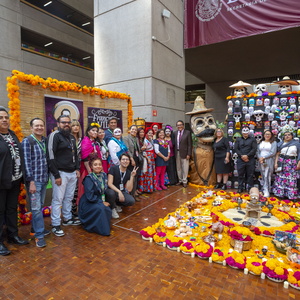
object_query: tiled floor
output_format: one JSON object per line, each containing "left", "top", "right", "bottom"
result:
{"left": 0, "top": 185, "right": 299, "bottom": 299}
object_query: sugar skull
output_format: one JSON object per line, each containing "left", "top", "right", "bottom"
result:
{"left": 280, "top": 97, "right": 288, "bottom": 105}
{"left": 289, "top": 97, "right": 296, "bottom": 105}
{"left": 228, "top": 128, "right": 233, "bottom": 136}
{"left": 248, "top": 107, "right": 254, "bottom": 115}
{"left": 273, "top": 97, "right": 280, "bottom": 105}
{"left": 256, "top": 98, "right": 263, "bottom": 106}
{"left": 265, "top": 106, "right": 271, "bottom": 114}
{"left": 271, "top": 120, "right": 278, "bottom": 129}
{"left": 228, "top": 107, "right": 233, "bottom": 115}
{"left": 268, "top": 113, "right": 274, "bottom": 121}
{"left": 228, "top": 121, "right": 234, "bottom": 128}
{"left": 233, "top": 87, "right": 247, "bottom": 98}
{"left": 278, "top": 84, "right": 292, "bottom": 94}
{"left": 271, "top": 105, "right": 277, "bottom": 113}
{"left": 248, "top": 98, "right": 255, "bottom": 107}
{"left": 190, "top": 112, "right": 216, "bottom": 143}
{"left": 242, "top": 106, "right": 248, "bottom": 114}
{"left": 235, "top": 100, "right": 241, "bottom": 107}
{"left": 264, "top": 98, "right": 270, "bottom": 106}
{"left": 264, "top": 121, "right": 270, "bottom": 129}
{"left": 255, "top": 84, "right": 268, "bottom": 96}
{"left": 233, "top": 112, "right": 242, "bottom": 123}
{"left": 245, "top": 114, "right": 251, "bottom": 121}
{"left": 253, "top": 110, "right": 265, "bottom": 122}
{"left": 228, "top": 100, "right": 233, "bottom": 107}
{"left": 290, "top": 104, "right": 297, "bottom": 112}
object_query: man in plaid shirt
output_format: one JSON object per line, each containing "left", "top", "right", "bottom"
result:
{"left": 22, "top": 118, "right": 49, "bottom": 248}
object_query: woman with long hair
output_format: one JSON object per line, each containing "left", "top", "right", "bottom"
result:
{"left": 273, "top": 126, "right": 300, "bottom": 200}
{"left": 70, "top": 120, "right": 82, "bottom": 216}
{"left": 164, "top": 125, "right": 178, "bottom": 185}
{"left": 77, "top": 123, "right": 101, "bottom": 202}
{"left": 79, "top": 156, "right": 112, "bottom": 235}
{"left": 137, "top": 127, "right": 156, "bottom": 193}
{"left": 153, "top": 129, "right": 170, "bottom": 190}
{"left": 213, "top": 128, "right": 231, "bottom": 190}
{"left": 97, "top": 127, "right": 109, "bottom": 173}
{"left": 257, "top": 130, "right": 277, "bottom": 197}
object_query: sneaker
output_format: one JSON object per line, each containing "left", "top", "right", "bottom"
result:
{"left": 35, "top": 238, "right": 46, "bottom": 248}
{"left": 44, "top": 229, "right": 51, "bottom": 236}
{"left": 62, "top": 218, "right": 81, "bottom": 226}
{"left": 52, "top": 226, "right": 65, "bottom": 237}
{"left": 111, "top": 208, "right": 119, "bottom": 219}
{"left": 116, "top": 206, "right": 122, "bottom": 213}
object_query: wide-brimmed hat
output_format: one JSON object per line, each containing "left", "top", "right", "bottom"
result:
{"left": 186, "top": 96, "right": 213, "bottom": 115}
{"left": 272, "top": 76, "right": 299, "bottom": 86}
{"left": 229, "top": 80, "right": 251, "bottom": 89}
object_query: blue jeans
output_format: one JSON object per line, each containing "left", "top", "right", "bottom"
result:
{"left": 28, "top": 181, "right": 47, "bottom": 239}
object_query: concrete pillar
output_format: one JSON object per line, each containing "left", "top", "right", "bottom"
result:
{"left": 94, "top": 0, "right": 185, "bottom": 127}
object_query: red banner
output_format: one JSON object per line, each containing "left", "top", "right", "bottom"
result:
{"left": 185, "top": 0, "right": 300, "bottom": 48}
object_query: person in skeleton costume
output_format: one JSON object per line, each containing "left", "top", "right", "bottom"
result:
{"left": 234, "top": 126, "right": 257, "bottom": 193}
{"left": 256, "top": 130, "right": 277, "bottom": 197}
{"left": 272, "top": 125, "right": 300, "bottom": 200}
{"left": 186, "top": 96, "right": 216, "bottom": 186}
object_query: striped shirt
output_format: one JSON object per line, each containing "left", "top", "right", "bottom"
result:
{"left": 22, "top": 136, "right": 48, "bottom": 183}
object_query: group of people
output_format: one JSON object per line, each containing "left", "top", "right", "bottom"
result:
{"left": 0, "top": 108, "right": 193, "bottom": 255}
{"left": 213, "top": 125, "right": 300, "bottom": 200}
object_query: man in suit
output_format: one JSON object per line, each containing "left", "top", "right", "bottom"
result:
{"left": 174, "top": 120, "right": 192, "bottom": 188}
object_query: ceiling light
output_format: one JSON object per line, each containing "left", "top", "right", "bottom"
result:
{"left": 44, "top": 42, "right": 53, "bottom": 47}
{"left": 82, "top": 22, "right": 91, "bottom": 27}
{"left": 44, "top": 1, "right": 52, "bottom": 7}
{"left": 82, "top": 56, "right": 91, "bottom": 60}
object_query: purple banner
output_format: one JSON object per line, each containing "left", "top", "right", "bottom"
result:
{"left": 185, "top": 0, "right": 300, "bottom": 48}
{"left": 44, "top": 96, "right": 84, "bottom": 136}
{"left": 87, "top": 107, "right": 123, "bottom": 131}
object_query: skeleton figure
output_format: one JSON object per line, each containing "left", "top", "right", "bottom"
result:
{"left": 280, "top": 97, "right": 288, "bottom": 106}
{"left": 233, "top": 87, "right": 247, "bottom": 98}
{"left": 254, "top": 132, "right": 263, "bottom": 143}
{"left": 245, "top": 114, "right": 251, "bottom": 122}
{"left": 255, "top": 84, "right": 268, "bottom": 96}
{"left": 253, "top": 110, "right": 265, "bottom": 122}
{"left": 278, "top": 84, "right": 292, "bottom": 94}
{"left": 289, "top": 97, "right": 296, "bottom": 105}
{"left": 233, "top": 112, "right": 242, "bottom": 123}
{"left": 187, "top": 96, "right": 217, "bottom": 186}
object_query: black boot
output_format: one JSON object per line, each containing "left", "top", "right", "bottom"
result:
{"left": 0, "top": 242, "right": 11, "bottom": 256}
{"left": 214, "top": 183, "right": 221, "bottom": 189}
{"left": 221, "top": 184, "right": 227, "bottom": 190}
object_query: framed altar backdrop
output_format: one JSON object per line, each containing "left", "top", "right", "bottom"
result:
{"left": 6, "top": 70, "right": 132, "bottom": 139}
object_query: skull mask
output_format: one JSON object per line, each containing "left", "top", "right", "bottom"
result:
{"left": 254, "top": 132, "right": 263, "bottom": 143}
{"left": 255, "top": 84, "right": 267, "bottom": 96}
{"left": 190, "top": 112, "right": 216, "bottom": 143}
{"left": 253, "top": 110, "right": 265, "bottom": 122}
{"left": 233, "top": 113, "right": 242, "bottom": 122}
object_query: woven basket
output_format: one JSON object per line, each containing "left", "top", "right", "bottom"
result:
{"left": 230, "top": 238, "right": 252, "bottom": 251}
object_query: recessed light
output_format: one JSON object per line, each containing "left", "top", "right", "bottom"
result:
{"left": 82, "top": 22, "right": 91, "bottom": 27}
{"left": 82, "top": 56, "right": 90, "bottom": 60}
{"left": 44, "top": 1, "right": 52, "bottom": 7}
{"left": 44, "top": 42, "right": 53, "bottom": 47}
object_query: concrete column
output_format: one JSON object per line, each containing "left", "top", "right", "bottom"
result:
{"left": 94, "top": 0, "right": 185, "bottom": 127}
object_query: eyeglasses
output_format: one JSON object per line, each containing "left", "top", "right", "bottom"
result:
{"left": 121, "top": 158, "right": 130, "bottom": 161}
{"left": 60, "top": 121, "right": 71, "bottom": 124}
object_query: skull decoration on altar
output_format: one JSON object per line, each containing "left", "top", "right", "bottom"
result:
{"left": 268, "top": 113, "right": 274, "bottom": 122}
{"left": 233, "top": 112, "right": 242, "bottom": 123}
{"left": 273, "top": 76, "right": 299, "bottom": 94}
{"left": 229, "top": 80, "right": 251, "bottom": 98}
{"left": 253, "top": 109, "right": 265, "bottom": 122}
{"left": 254, "top": 84, "right": 268, "bottom": 96}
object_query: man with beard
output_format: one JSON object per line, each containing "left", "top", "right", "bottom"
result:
{"left": 174, "top": 120, "right": 192, "bottom": 188}
{"left": 234, "top": 126, "right": 257, "bottom": 193}
{"left": 47, "top": 115, "right": 80, "bottom": 237}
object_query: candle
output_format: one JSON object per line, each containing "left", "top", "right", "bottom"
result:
{"left": 244, "top": 268, "right": 248, "bottom": 275}
{"left": 223, "top": 260, "right": 226, "bottom": 266}
{"left": 261, "top": 272, "right": 265, "bottom": 279}
{"left": 149, "top": 238, "right": 153, "bottom": 243}
{"left": 191, "top": 252, "right": 195, "bottom": 258}
{"left": 163, "top": 242, "right": 166, "bottom": 247}
{"left": 228, "top": 248, "right": 233, "bottom": 253}
{"left": 218, "top": 234, "right": 223, "bottom": 240}
{"left": 209, "top": 257, "right": 212, "bottom": 263}
{"left": 284, "top": 281, "right": 289, "bottom": 289}
{"left": 177, "top": 247, "right": 181, "bottom": 252}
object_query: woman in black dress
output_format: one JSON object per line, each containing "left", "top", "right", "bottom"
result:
{"left": 213, "top": 128, "right": 231, "bottom": 190}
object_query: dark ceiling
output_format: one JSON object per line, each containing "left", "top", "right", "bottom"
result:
{"left": 22, "top": 0, "right": 93, "bottom": 34}
{"left": 185, "top": 26, "right": 300, "bottom": 84}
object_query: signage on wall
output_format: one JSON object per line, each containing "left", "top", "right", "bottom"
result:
{"left": 152, "top": 110, "right": 157, "bottom": 117}
{"left": 87, "top": 107, "right": 123, "bottom": 130}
